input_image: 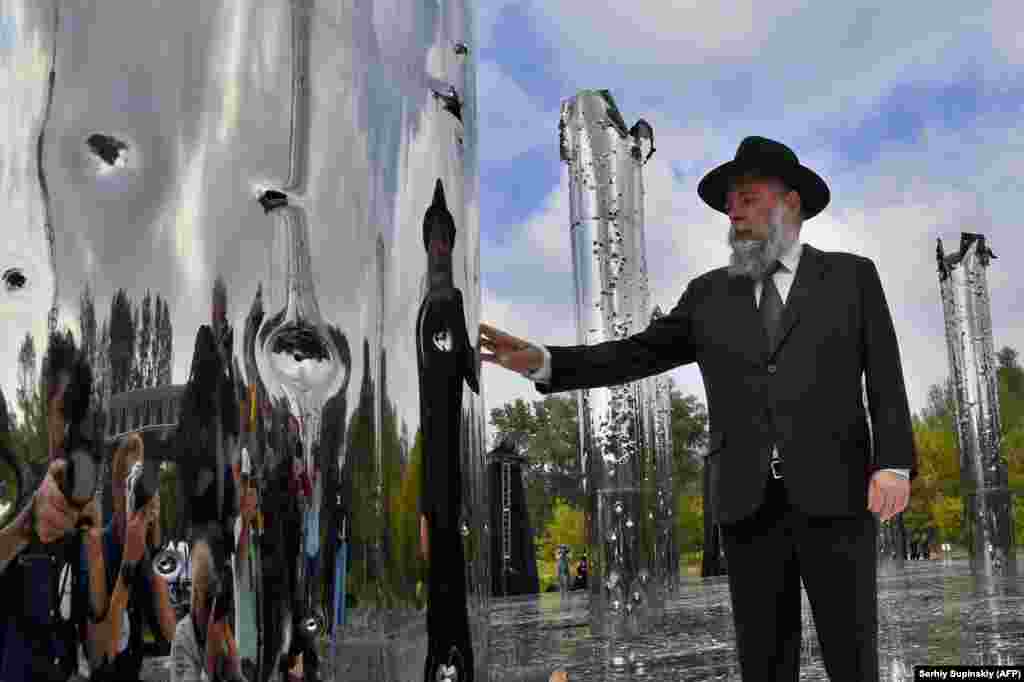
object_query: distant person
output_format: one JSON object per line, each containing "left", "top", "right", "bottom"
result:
{"left": 481, "top": 137, "right": 916, "bottom": 681}
{"left": 556, "top": 546, "right": 571, "bottom": 597}
{"left": 573, "top": 555, "right": 588, "bottom": 591}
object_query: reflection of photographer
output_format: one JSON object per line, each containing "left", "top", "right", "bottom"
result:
{"left": 83, "top": 434, "right": 177, "bottom": 680}
{"left": 171, "top": 534, "right": 246, "bottom": 682}
{"left": 0, "top": 332, "right": 103, "bottom": 681}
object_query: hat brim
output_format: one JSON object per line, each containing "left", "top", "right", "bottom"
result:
{"left": 698, "top": 159, "right": 830, "bottom": 221}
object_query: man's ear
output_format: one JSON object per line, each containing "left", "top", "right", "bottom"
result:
{"left": 786, "top": 189, "right": 802, "bottom": 219}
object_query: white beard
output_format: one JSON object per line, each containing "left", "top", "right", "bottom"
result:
{"left": 726, "top": 204, "right": 796, "bottom": 280}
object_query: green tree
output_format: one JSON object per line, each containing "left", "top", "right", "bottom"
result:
{"left": 676, "top": 494, "right": 703, "bottom": 556}
{"left": 392, "top": 429, "right": 426, "bottom": 608}
{"left": 669, "top": 385, "right": 708, "bottom": 495}
{"left": 997, "top": 347, "right": 1024, "bottom": 438}
{"left": 489, "top": 399, "right": 534, "bottom": 445}
{"left": 536, "top": 498, "right": 585, "bottom": 566}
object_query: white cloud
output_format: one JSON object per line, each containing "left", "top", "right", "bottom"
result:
{"left": 526, "top": 0, "right": 806, "bottom": 64}
{"left": 988, "top": 0, "right": 1024, "bottom": 65}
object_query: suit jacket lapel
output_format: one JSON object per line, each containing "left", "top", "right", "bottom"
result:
{"left": 728, "top": 273, "right": 772, "bottom": 364}
{"left": 771, "top": 244, "right": 826, "bottom": 358}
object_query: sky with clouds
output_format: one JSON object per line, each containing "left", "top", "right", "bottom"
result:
{"left": 476, "top": 0, "right": 1024, "bottom": 443}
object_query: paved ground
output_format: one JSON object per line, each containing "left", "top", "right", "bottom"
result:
{"left": 489, "top": 558, "right": 1024, "bottom": 681}
{"left": 136, "top": 558, "right": 1024, "bottom": 680}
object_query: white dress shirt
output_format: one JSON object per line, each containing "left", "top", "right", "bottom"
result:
{"left": 524, "top": 240, "right": 908, "bottom": 479}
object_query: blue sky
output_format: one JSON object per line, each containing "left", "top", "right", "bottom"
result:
{"left": 477, "top": 0, "right": 1024, "bottom": 437}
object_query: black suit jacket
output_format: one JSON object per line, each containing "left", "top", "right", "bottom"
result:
{"left": 539, "top": 244, "right": 916, "bottom": 524}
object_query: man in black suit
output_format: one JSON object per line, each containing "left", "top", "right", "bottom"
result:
{"left": 480, "top": 137, "right": 916, "bottom": 681}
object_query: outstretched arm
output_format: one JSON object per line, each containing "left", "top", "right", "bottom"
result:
{"left": 481, "top": 279, "right": 700, "bottom": 394}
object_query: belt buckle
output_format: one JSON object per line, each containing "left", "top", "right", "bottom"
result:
{"left": 770, "top": 457, "right": 783, "bottom": 480}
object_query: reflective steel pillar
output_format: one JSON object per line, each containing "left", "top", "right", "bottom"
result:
{"left": 936, "top": 233, "right": 1015, "bottom": 577}
{"left": 559, "top": 90, "right": 657, "bottom": 637}
{"left": 649, "top": 307, "right": 677, "bottom": 594}
{"left": 1, "top": 1, "right": 487, "bottom": 680}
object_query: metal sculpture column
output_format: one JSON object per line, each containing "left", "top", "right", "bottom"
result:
{"left": 936, "top": 233, "right": 1016, "bottom": 576}
{"left": 650, "top": 307, "right": 677, "bottom": 593}
{"left": 559, "top": 90, "right": 656, "bottom": 638}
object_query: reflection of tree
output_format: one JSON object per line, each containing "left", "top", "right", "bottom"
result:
{"left": 393, "top": 429, "right": 426, "bottom": 608}
{"left": 108, "top": 289, "right": 135, "bottom": 395}
{"left": 13, "top": 333, "right": 48, "bottom": 485}
{"left": 155, "top": 297, "right": 173, "bottom": 386}
{"left": 344, "top": 340, "right": 378, "bottom": 605}
{"left": 16, "top": 332, "right": 37, "bottom": 412}
{"left": 139, "top": 290, "right": 154, "bottom": 388}
{"left": 0, "top": 386, "right": 21, "bottom": 517}
{"left": 380, "top": 350, "right": 421, "bottom": 609}
{"left": 104, "top": 288, "right": 175, "bottom": 397}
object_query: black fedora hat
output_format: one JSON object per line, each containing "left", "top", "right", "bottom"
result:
{"left": 698, "top": 136, "right": 830, "bottom": 220}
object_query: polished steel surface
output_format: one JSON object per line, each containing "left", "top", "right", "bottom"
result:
{"left": 1, "top": 1, "right": 485, "bottom": 680}
{"left": 559, "top": 90, "right": 662, "bottom": 637}
{"left": 649, "top": 308, "right": 677, "bottom": 595}
{"left": 937, "top": 234, "right": 1015, "bottom": 577}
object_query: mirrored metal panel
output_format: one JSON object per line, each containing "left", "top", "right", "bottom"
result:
{"left": 0, "top": 1, "right": 485, "bottom": 680}
{"left": 558, "top": 90, "right": 663, "bottom": 639}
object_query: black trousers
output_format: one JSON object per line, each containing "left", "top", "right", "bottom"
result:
{"left": 719, "top": 475, "right": 879, "bottom": 682}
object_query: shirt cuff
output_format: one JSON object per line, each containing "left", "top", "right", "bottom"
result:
{"left": 523, "top": 345, "right": 552, "bottom": 384}
{"left": 880, "top": 468, "right": 910, "bottom": 479}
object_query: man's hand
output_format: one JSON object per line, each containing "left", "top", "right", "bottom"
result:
{"left": 123, "top": 509, "right": 147, "bottom": 564}
{"left": 868, "top": 471, "right": 910, "bottom": 522}
{"left": 479, "top": 323, "right": 544, "bottom": 375}
{"left": 33, "top": 459, "right": 79, "bottom": 543}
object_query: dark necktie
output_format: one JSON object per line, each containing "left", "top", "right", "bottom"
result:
{"left": 760, "top": 261, "right": 784, "bottom": 349}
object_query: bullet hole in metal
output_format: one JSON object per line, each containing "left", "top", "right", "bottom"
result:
{"left": 2, "top": 268, "right": 26, "bottom": 291}
{"left": 433, "top": 86, "right": 463, "bottom": 123}
{"left": 258, "top": 189, "right": 289, "bottom": 214}
{"left": 86, "top": 133, "right": 129, "bottom": 167}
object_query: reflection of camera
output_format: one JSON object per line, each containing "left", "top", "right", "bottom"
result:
{"left": 126, "top": 458, "right": 160, "bottom": 516}
{"left": 49, "top": 333, "right": 99, "bottom": 511}
{"left": 63, "top": 422, "right": 100, "bottom": 510}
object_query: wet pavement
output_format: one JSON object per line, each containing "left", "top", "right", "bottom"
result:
{"left": 138, "top": 559, "right": 1024, "bottom": 680}
{"left": 490, "top": 558, "right": 1024, "bottom": 681}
